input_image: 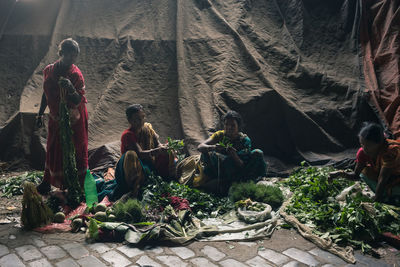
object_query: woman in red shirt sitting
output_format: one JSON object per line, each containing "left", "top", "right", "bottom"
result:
{"left": 98, "top": 104, "right": 175, "bottom": 201}
{"left": 330, "top": 122, "right": 400, "bottom": 204}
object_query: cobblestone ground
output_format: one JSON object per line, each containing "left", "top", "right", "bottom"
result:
{"left": 0, "top": 224, "right": 399, "bottom": 267}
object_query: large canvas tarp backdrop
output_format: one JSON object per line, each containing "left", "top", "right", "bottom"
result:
{"left": 1, "top": 0, "right": 397, "bottom": 174}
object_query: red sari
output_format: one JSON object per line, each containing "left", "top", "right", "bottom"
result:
{"left": 43, "top": 61, "right": 88, "bottom": 189}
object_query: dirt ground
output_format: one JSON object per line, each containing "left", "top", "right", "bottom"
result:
{"left": 0, "top": 168, "right": 28, "bottom": 223}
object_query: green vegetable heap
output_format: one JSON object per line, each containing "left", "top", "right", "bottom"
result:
{"left": 284, "top": 164, "right": 400, "bottom": 254}
{"left": 229, "top": 181, "right": 283, "bottom": 210}
{"left": 58, "top": 79, "right": 82, "bottom": 208}
{"left": 112, "top": 199, "right": 143, "bottom": 223}
{"left": 140, "top": 171, "right": 233, "bottom": 218}
{"left": 0, "top": 171, "right": 43, "bottom": 198}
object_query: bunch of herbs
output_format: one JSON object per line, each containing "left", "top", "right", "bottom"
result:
{"left": 218, "top": 136, "right": 233, "bottom": 149}
{"left": 167, "top": 137, "right": 185, "bottom": 163}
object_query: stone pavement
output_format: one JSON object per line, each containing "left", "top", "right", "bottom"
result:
{"left": 0, "top": 223, "right": 399, "bottom": 267}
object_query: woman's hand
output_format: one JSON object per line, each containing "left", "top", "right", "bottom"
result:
{"left": 328, "top": 170, "right": 359, "bottom": 183}
{"left": 227, "top": 147, "right": 244, "bottom": 167}
{"left": 203, "top": 144, "right": 218, "bottom": 152}
{"left": 59, "top": 77, "right": 74, "bottom": 93}
{"left": 328, "top": 170, "right": 345, "bottom": 180}
{"left": 374, "top": 167, "right": 391, "bottom": 203}
{"left": 214, "top": 144, "right": 226, "bottom": 153}
{"left": 152, "top": 144, "right": 168, "bottom": 155}
{"left": 159, "top": 143, "right": 168, "bottom": 151}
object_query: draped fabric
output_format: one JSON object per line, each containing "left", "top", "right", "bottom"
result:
{"left": 360, "top": 0, "right": 400, "bottom": 137}
{"left": 2, "top": 0, "right": 399, "bottom": 174}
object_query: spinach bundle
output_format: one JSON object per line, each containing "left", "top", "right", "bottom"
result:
{"left": 59, "top": 82, "right": 82, "bottom": 208}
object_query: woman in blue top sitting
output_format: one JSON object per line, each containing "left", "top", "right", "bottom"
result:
{"left": 197, "top": 110, "right": 267, "bottom": 195}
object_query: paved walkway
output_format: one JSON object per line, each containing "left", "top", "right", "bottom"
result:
{"left": 0, "top": 223, "right": 398, "bottom": 267}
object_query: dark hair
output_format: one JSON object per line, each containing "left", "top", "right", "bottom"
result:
{"left": 223, "top": 110, "right": 243, "bottom": 129}
{"left": 58, "top": 38, "right": 80, "bottom": 56}
{"left": 126, "top": 104, "right": 143, "bottom": 120}
{"left": 358, "top": 122, "right": 385, "bottom": 144}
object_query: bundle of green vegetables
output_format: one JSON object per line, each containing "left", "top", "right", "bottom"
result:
{"left": 112, "top": 198, "right": 143, "bottom": 223}
{"left": 283, "top": 164, "right": 400, "bottom": 254}
{"left": 140, "top": 171, "right": 234, "bottom": 218}
{"left": 229, "top": 181, "right": 284, "bottom": 210}
{"left": 58, "top": 81, "right": 82, "bottom": 208}
{"left": 218, "top": 136, "right": 233, "bottom": 149}
{"left": 21, "top": 182, "right": 53, "bottom": 230}
{"left": 167, "top": 137, "right": 185, "bottom": 162}
{"left": 0, "top": 171, "right": 43, "bottom": 198}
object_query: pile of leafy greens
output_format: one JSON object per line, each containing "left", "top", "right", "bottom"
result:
{"left": 139, "top": 171, "right": 233, "bottom": 218}
{"left": 229, "top": 181, "right": 284, "bottom": 210}
{"left": 113, "top": 198, "right": 143, "bottom": 223}
{"left": 0, "top": 171, "right": 43, "bottom": 198}
{"left": 283, "top": 164, "right": 400, "bottom": 254}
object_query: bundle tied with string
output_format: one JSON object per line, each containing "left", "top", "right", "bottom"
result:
{"left": 59, "top": 77, "right": 82, "bottom": 208}
{"left": 21, "top": 182, "right": 53, "bottom": 230}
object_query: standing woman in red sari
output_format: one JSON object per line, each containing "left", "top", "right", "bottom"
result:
{"left": 35, "top": 38, "right": 88, "bottom": 195}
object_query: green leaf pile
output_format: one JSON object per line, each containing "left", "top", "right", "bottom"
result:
{"left": 0, "top": 171, "right": 43, "bottom": 198}
{"left": 284, "top": 165, "right": 400, "bottom": 253}
{"left": 140, "top": 171, "right": 234, "bottom": 217}
{"left": 113, "top": 198, "right": 143, "bottom": 223}
{"left": 229, "top": 181, "right": 284, "bottom": 210}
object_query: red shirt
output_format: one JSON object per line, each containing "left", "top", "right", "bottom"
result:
{"left": 356, "top": 147, "right": 372, "bottom": 165}
{"left": 43, "top": 61, "right": 86, "bottom": 117}
{"left": 356, "top": 140, "right": 400, "bottom": 176}
{"left": 121, "top": 128, "right": 137, "bottom": 155}
{"left": 356, "top": 140, "right": 400, "bottom": 192}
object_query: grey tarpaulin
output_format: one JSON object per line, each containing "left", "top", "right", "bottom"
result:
{"left": 0, "top": 0, "right": 388, "bottom": 173}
